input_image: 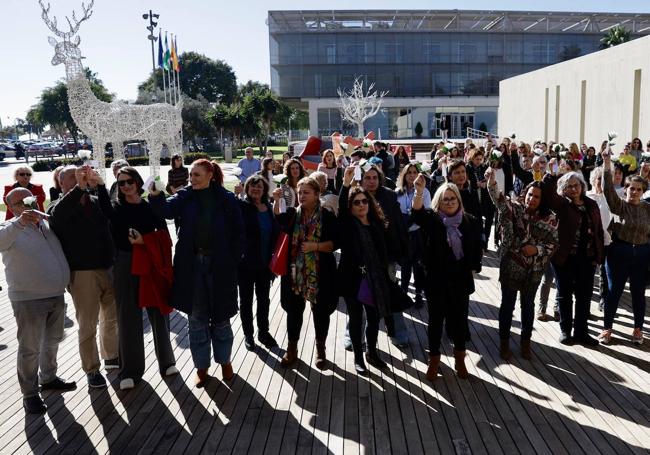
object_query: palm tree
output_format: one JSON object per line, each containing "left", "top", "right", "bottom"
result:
{"left": 600, "top": 26, "right": 631, "bottom": 49}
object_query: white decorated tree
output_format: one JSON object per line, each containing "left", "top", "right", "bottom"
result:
{"left": 337, "top": 77, "right": 388, "bottom": 138}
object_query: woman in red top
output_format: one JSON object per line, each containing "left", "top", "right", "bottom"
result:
{"left": 4, "top": 166, "right": 46, "bottom": 219}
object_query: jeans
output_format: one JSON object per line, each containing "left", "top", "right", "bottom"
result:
{"left": 189, "top": 254, "right": 234, "bottom": 369}
{"left": 537, "top": 264, "right": 557, "bottom": 314}
{"left": 551, "top": 256, "right": 596, "bottom": 338}
{"left": 237, "top": 268, "right": 272, "bottom": 339}
{"left": 11, "top": 296, "right": 64, "bottom": 398}
{"left": 428, "top": 289, "right": 469, "bottom": 355}
{"left": 599, "top": 245, "right": 610, "bottom": 304}
{"left": 345, "top": 297, "right": 379, "bottom": 359}
{"left": 603, "top": 241, "right": 650, "bottom": 330}
{"left": 499, "top": 284, "right": 538, "bottom": 340}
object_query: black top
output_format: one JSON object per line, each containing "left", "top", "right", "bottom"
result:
{"left": 195, "top": 187, "right": 216, "bottom": 252}
{"left": 96, "top": 185, "right": 167, "bottom": 252}
{"left": 238, "top": 198, "right": 280, "bottom": 270}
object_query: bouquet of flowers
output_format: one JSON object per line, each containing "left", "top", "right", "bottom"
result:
{"left": 272, "top": 174, "right": 288, "bottom": 185}
{"left": 441, "top": 142, "right": 456, "bottom": 154}
{"left": 362, "top": 139, "right": 374, "bottom": 149}
{"left": 77, "top": 150, "right": 92, "bottom": 161}
{"left": 414, "top": 161, "right": 433, "bottom": 174}
{"left": 490, "top": 150, "right": 503, "bottom": 162}
{"left": 22, "top": 196, "right": 37, "bottom": 208}
{"left": 553, "top": 143, "right": 563, "bottom": 155}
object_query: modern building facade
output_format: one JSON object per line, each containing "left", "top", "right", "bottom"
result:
{"left": 268, "top": 10, "right": 650, "bottom": 139}
{"left": 499, "top": 35, "right": 650, "bottom": 149}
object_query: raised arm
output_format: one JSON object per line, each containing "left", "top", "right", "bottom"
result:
{"left": 601, "top": 155, "right": 624, "bottom": 215}
{"left": 541, "top": 171, "right": 565, "bottom": 213}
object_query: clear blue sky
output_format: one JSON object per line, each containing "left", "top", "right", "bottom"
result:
{"left": 1, "top": 0, "right": 649, "bottom": 124}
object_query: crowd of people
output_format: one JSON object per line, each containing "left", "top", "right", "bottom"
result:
{"left": 1, "top": 135, "right": 649, "bottom": 415}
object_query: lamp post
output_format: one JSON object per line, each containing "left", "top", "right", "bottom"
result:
{"left": 142, "top": 10, "right": 160, "bottom": 74}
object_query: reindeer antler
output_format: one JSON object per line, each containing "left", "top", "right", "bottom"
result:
{"left": 38, "top": 0, "right": 94, "bottom": 38}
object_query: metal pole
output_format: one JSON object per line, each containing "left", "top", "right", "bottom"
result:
{"left": 149, "top": 10, "right": 156, "bottom": 73}
{"left": 162, "top": 65, "right": 168, "bottom": 104}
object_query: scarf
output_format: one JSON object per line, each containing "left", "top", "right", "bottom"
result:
{"left": 440, "top": 210, "right": 464, "bottom": 260}
{"left": 353, "top": 219, "right": 391, "bottom": 320}
{"left": 290, "top": 205, "right": 322, "bottom": 302}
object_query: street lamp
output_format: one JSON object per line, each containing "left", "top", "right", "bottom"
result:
{"left": 142, "top": 10, "right": 160, "bottom": 74}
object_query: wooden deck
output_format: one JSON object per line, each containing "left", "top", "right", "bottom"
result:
{"left": 0, "top": 247, "right": 649, "bottom": 454}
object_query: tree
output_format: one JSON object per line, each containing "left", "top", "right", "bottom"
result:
{"left": 414, "top": 122, "right": 423, "bottom": 138}
{"left": 244, "top": 88, "right": 283, "bottom": 152}
{"left": 238, "top": 80, "right": 270, "bottom": 100}
{"left": 338, "top": 77, "right": 388, "bottom": 138}
{"left": 559, "top": 45, "right": 582, "bottom": 61}
{"left": 34, "top": 68, "right": 113, "bottom": 143}
{"left": 26, "top": 106, "right": 45, "bottom": 136}
{"left": 138, "top": 52, "right": 237, "bottom": 104}
{"left": 600, "top": 26, "right": 631, "bottom": 49}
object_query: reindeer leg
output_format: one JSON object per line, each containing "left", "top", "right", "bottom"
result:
{"left": 112, "top": 138, "right": 124, "bottom": 161}
{"left": 147, "top": 137, "right": 161, "bottom": 178}
{"left": 92, "top": 136, "right": 107, "bottom": 179}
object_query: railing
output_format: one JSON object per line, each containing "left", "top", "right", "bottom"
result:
{"left": 466, "top": 127, "right": 499, "bottom": 141}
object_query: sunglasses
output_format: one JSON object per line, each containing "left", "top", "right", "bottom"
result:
{"left": 352, "top": 198, "right": 369, "bottom": 206}
{"left": 117, "top": 178, "right": 135, "bottom": 187}
{"left": 18, "top": 173, "right": 32, "bottom": 177}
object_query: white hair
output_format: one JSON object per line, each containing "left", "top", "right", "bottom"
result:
{"left": 557, "top": 171, "right": 587, "bottom": 196}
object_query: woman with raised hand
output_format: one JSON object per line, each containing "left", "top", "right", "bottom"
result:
{"left": 280, "top": 158, "right": 306, "bottom": 208}
{"left": 338, "top": 184, "right": 392, "bottom": 375}
{"left": 485, "top": 167, "right": 558, "bottom": 360}
{"left": 237, "top": 175, "right": 279, "bottom": 351}
{"left": 89, "top": 166, "right": 177, "bottom": 390}
{"left": 411, "top": 175, "right": 482, "bottom": 381}
{"left": 541, "top": 161, "right": 605, "bottom": 346}
{"left": 598, "top": 151, "right": 650, "bottom": 346}
{"left": 273, "top": 176, "right": 338, "bottom": 369}
{"left": 149, "top": 159, "right": 244, "bottom": 387}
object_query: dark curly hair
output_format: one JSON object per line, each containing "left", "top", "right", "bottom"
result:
{"left": 347, "top": 185, "right": 389, "bottom": 228}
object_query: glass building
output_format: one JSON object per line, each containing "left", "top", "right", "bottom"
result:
{"left": 268, "top": 10, "right": 650, "bottom": 138}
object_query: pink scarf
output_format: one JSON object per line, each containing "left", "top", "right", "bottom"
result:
{"left": 440, "top": 210, "right": 464, "bottom": 260}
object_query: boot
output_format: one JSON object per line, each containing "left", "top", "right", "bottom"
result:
{"left": 499, "top": 339, "right": 513, "bottom": 361}
{"left": 280, "top": 341, "right": 298, "bottom": 367}
{"left": 454, "top": 350, "right": 469, "bottom": 379}
{"left": 365, "top": 348, "right": 388, "bottom": 370}
{"left": 221, "top": 362, "right": 234, "bottom": 381}
{"left": 315, "top": 340, "right": 327, "bottom": 370}
{"left": 521, "top": 339, "right": 532, "bottom": 360}
{"left": 426, "top": 354, "right": 441, "bottom": 382}
{"left": 194, "top": 368, "right": 209, "bottom": 388}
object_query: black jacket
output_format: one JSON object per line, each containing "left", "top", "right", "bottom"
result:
{"left": 510, "top": 151, "right": 533, "bottom": 189}
{"left": 48, "top": 186, "right": 115, "bottom": 271}
{"left": 238, "top": 198, "right": 279, "bottom": 271}
{"left": 411, "top": 208, "right": 482, "bottom": 296}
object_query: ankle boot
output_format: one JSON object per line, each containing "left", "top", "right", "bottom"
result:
{"left": 315, "top": 340, "right": 327, "bottom": 370}
{"left": 426, "top": 354, "right": 441, "bottom": 382}
{"left": 194, "top": 368, "right": 209, "bottom": 388}
{"left": 281, "top": 341, "right": 298, "bottom": 367}
{"left": 454, "top": 350, "right": 469, "bottom": 379}
{"left": 499, "top": 338, "right": 513, "bottom": 361}
{"left": 521, "top": 338, "right": 532, "bottom": 360}
{"left": 365, "top": 348, "right": 388, "bottom": 370}
{"left": 221, "top": 362, "right": 234, "bottom": 381}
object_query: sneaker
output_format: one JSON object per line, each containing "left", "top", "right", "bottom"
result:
{"left": 598, "top": 329, "right": 613, "bottom": 345}
{"left": 258, "top": 332, "right": 278, "bottom": 349}
{"left": 164, "top": 365, "right": 179, "bottom": 376}
{"left": 40, "top": 377, "right": 77, "bottom": 392}
{"left": 87, "top": 371, "right": 107, "bottom": 388}
{"left": 632, "top": 328, "right": 644, "bottom": 346}
{"left": 343, "top": 337, "right": 353, "bottom": 351}
{"left": 104, "top": 358, "right": 119, "bottom": 370}
{"left": 119, "top": 378, "right": 135, "bottom": 390}
{"left": 23, "top": 395, "right": 47, "bottom": 414}
{"left": 244, "top": 336, "right": 256, "bottom": 351}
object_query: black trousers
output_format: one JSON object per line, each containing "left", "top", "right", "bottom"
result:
{"left": 427, "top": 288, "right": 469, "bottom": 356}
{"left": 237, "top": 268, "right": 272, "bottom": 339}
{"left": 400, "top": 230, "right": 426, "bottom": 294}
{"left": 281, "top": 283, "right": 331, "bottom": 343}
{"left": 344, "top": 296, "right": 380, "bottom": 359}
{"left": 551, "top": 255, "right": 596, "bottom": 338}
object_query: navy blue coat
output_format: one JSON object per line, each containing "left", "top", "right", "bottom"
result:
{"left": 149, "top": 183, "right": 244, "bottom": 321}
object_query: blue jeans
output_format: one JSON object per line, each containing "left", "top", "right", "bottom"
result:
{"left": 188, "top": 254, "right": 234, "bottom": 369}
{"left": 11, "top": 296, "right": 64, "bottom": 398}
{"left": 604, "top": 241, "right": 650, "bottom": 330}
{"left": 551, "top": 256, "right": 596, "bottom": 338}
{"left": 388, "top": 262, "right": 409, "bottom": 345}
{"left": 499, "top": 284, "right": 538, "bottom": 340}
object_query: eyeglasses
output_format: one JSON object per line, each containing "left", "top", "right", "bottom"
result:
{"left": 117, "top": 178, "right": 135, "bottom": 187}
{"left": 441, "top": 197, "right": 458, "bottom": 204}
{"left": 18, "top": 173, "right": 32, "bottom": 177}
{"left": 352, "top": 198, "right": 369, "bottom": 206}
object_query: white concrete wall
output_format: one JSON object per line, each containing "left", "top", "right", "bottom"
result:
{"left": 499, "top": 35, "right": 650, "bottom": 147}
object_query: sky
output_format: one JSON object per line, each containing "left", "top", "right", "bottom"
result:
{"left": 1, "top": 0, "right": 649, "bottom": 124}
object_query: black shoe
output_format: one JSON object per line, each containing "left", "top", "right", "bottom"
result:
{"left": 575, "top": 335, "right": 599, "bottom": 347}
{"left": 365, "top": 351, "right": 388, "bottom": 370}
{"left": 87, "top": 371, "right": 107, "bottom": 388}
{"left": 104, "top": 358, "right": 119, "bottom": 370}
{"left": 23, "top": 395, "right": 47, "bottom": 414}
{"left": 244, "top": 336, "right": 256, "bottom": 351}
{"left": 559, "top": 333, "right": 573, "bottom": 345}
{"left": 64, "top": 316, "right": 74, "bottom": 328}
{"left": 258, "top": 332, "right": 278, "bottom": 349}
{"left": 41, "top": 377, "right": 77, "bottom": 392}
{"left": 414, "top": 294, "right": 424, "bottom": 309}
{"left": 354, "top": 359, "right": 368, "bottom": 376}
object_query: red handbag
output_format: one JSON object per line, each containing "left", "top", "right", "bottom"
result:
{"left": 269, "top": 231, "right": 290, "bottom": 276}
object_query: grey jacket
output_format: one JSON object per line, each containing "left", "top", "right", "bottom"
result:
{"left": 0, "top": 219, "right": 70, "bottom": 301}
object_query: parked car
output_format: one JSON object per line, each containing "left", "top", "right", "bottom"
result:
{"left": 0, "top": 144, "right": 16, "bottom": 161}
{"left": 27, "top": 142, "right": 63, "bottom": 158}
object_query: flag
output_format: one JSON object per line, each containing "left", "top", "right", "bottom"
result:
{"left": 157, "top": 30, "right": 164, "bottom": 69}
{"left": 163, "top": 33, "right": 171, "bottom": 71}
{"left": 172, "top": 36, "right": 180, "bottom": 72}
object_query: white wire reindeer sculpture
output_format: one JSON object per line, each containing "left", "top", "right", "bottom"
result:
{"left": 38, "top": 0, "right": 182, "bottom": 176}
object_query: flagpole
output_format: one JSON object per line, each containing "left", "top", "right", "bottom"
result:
{"left": 161, "top": 66, "right": 168, "bottom": 104}
{"left": 174, "top": 36, "right": 181, "bottom": 102}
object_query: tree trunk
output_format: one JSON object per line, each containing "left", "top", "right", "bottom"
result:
{"left": 356, "top": 121, "right": 364, "bottom": 139}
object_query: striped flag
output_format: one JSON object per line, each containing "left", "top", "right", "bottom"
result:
{"left": 157, "top": 30, "right": 164, "bottom": 68}
{"left": 163, "top": 33, "right": 171, "bottom": 70}
{"left": 171, "top": 35, "right": 179, "bottom": 72}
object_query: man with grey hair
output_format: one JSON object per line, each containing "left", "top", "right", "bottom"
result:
{"left": 0, "top": 188, "right": 75, "bottom": 414}
{"left": 237, "top": 147, "right": 260, "bottom": 183}
{"left": 109, "top": 159, "right": 129, "bottom": 201}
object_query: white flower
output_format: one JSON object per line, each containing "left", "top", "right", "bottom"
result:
{"left": 445, "top": 142, "right": 456, "bottom": 150}
{"left": 22, "top": 196, "right": 36, "bottom": 206}
{"left": 273, "top": 174, "right": 288, "bottom": 185}
{"left": 607, "top": 131, "right": 618, "bottom": 146}
{"left": 533, "top": 147, "right": 544, "bottom": 156}
{"left": 420, "top": 161, "right": 433, "bottom": 173}
{"left": 490, "top": 150, "right": 503, "bottom": 161}
{"left": 559, "top": 151, "right": 568, "bottom": 159}
{"left": 77, "top": 150, "right": 92, "bottom": 160}
{"left": 362, "top": 139, "right": 374, "bottom": 149}
{"left": 232, "top": 166, "right": 242, "bottom": 176}
{"left": 360, "top": 159, "right": 373, "bottom": 172}
{"left": 534, "top": 138, "right": 542, "bottom": 144}
{"left": 153, "top": 176, "right": 165, "bottom": 192}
